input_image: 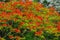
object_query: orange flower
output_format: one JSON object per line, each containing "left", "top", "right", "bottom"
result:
{"left": 19, "top": 1, "right": 24, "bottom": 5}
{"left": 15, "top": 9, "right": 22, "bottom": 16}
{"left": 57, "top": 22, "right": 60, "bottom": 25}
{"left": 0, "top": 5, "right": 3, "bottom": 8}
{"left": 20, "top": 22, "right": 25, "bottom": 26}
{"left": 25, "top": 1, "right": 32, "bottom": 7}
{"left": 38, "top": 3, "right": 43, "bottom": 8}
{"left": 27, "top": 13, "right": 34, "bottom": 18}
{"left": 0, "top": 2, "right": 4, "bottom": 4}
{"left": 49, "top": 6, "right": 55, "bottom": 11}
{"left": 32, "top": 26, "right": 37, "bottom": 29}
{"left": 47, "top": 26, "right": 53, "bottom": 29}
{"left": 14, "top": 28, "right": 20, "bottom": 33}
{"left": 36, "top": 22, "right": 41, "bottom": 26}
{"left": 2, "top": 20, "right": 7, "bottom": 22}
{"left": 35, "top": 7, "right": 40, "bottom": 11}
{"left": 35, "top": 31, "right": 42, "bottom": 36}
{"left": 9, "top": 35, "right": 14, "bottom": 39}
{"left": 57, "top": 25, "right": 60, "bottom": 32}
{"left": 37, "top": 16, "right": 43, "bottom": 21}
{"left": 12, "top": 2, "right": 19, "bottom": 6}
{"left": 1, "top": 12, "right": 7, "bottom": 17}
{"left": 35, "top": 3, "right": 43, "bottom": 11}
{"left": 48, "top": 11, "right": 53, "bottom": 15}
{"left": 0, "top": 2, "right": 4, "bottom": 8}
{"left": 29, "top": 22, "right": 33, "bottom": 24}
{"left": 12, "top": 11, "right": 17, "bottom": 15}
{"left": 2, "top": 24, "right": 8, "bottom": 26}
{"left": 14, "top": 18, "right": 18, "bottom": 21}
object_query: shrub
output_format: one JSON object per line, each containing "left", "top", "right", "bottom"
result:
{"left": 0, "top": 0, "right": 60, "bottom": 40}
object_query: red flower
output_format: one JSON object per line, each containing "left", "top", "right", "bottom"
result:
{"left": 15, "top": 9, "right": 22, "bottom": 16}
{"left": 2, "top": 12, "right": 6, "bottom": 14}
{"left": 32, "top": 26, "right": 37, "bottom": 29}
{"left": 0, "top": 2, "right": 4, "bottom": 8}
{"left": 25, "top": 1, "right": 32, "bottom": 6}
{"left": 35, "top": 3, "right": 43, "bottom": 11}
{"left": 47, "top": 26, "right": 53, "bottom": 29}
{"left": 2, "top": 24, "right": 7, "bottom": 26}
{"left": 48, "top": 11, "right": 54, "bottom": 15}
{"left": 35, "top": 7, "right": 40, "bottom": 11}
{"left": 57, "top": 25, "right": 60, "bottom": 32}
{"left": 3, "top": 20, "right": 7, "bottom": 22}
{"left": 57, "top": 22, "right": 60, "bottom": 31}
{"left": 12, "top": 2, "right": 19, "bottom": 6}
{"left": 37, "top": 16, "right": 43, "bottom": 21}
{"left": 35, "top": 31, "right": 42, "bottom": 36}
{"left": 20, "top": 22, "right": 25, "bottom": 26}
{"left": 57, "top": 22, "right": 60, "bottom": 25}
{"left": 0, "top": 2, "right": 4, "bottom": 4}
{"left": 14, "top": 28, "right": 20, "bottom": 33}
{"left": 27, "top": 13, "right": 34, "bottom": 18}
{"left": 38, "top": 3, "right": 43, "bottom": 8}
{"left": 1, "top": 12, "right": 7, "bottom": 17}
{"left": 9, "top": 35, "right": 14, "bottom": 39}
{"left": 36, "top": 22, "right": 41, "bottom": 26}
{"left": 0, "top": 5, "right": 3, "bottom": 8}
{"left": 19, "top": 1, "right": 24, "bottom": 5}
{"left": 49, "top": 6, "right": 55, "bottom": 11}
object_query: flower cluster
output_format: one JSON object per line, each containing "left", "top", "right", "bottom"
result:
{"left": 0, "top": 0, "right": 60, "bottom": 40}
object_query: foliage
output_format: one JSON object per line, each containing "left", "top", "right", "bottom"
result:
{"left": 0, "top": 0, "right": 60, "bottom": 40}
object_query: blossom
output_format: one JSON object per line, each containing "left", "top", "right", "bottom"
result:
{"left": 37, "top": 16, "right": 43, "bottom": 21}
{"left": 13, "top": 28, "right": 20, "bottom": 33}
{"left": 0, "top": 0, "right": 60, "bottom": 40}
{"left": 35, "top": 30, "right": 42, "bottom": 36}
{"left": 49, "top": 6, "right": 55, "bottom": 11}
{"left": 8, "top": 35, "right": 14, "bottom": 39}
{"left": 57, "top": 25, "right": 60, "bottom": 32}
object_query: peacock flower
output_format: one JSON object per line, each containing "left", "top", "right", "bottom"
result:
{"left": 0, "top": 0, "right": 60, "bottom": 40}
{"left": 13, "top": 28, "right": 20, "bottom": 33}
{"left": 2, "top": 24, "right": 8, "bottom": 27}
{"left": 36, "top": 16, "right": 43, "bottom": 21}
{"left": 49, "top": 6, "right": 55, "bottom": 11}
{"left": 35, "top": 30, "right": 42, "bottom": 36}
{"left": 57, "top": 25, "right": 60, "bottom": 32}
{"left": 8, "top": 35, "right": 14, "bottom": 39}
{"left": 36, "top": 22, "right": 42, "bottom": 26}
{"left": 12, "top": 2, "right": 19, "bottom": 6}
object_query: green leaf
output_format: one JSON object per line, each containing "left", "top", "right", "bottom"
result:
{"left": 6, "top": 10, "right": 12, "bottom": 13}
{"left": 33, "top": 0, "right": 40, "bottom": 2}
{"left": 43, "top": 31, "right": 56, "bottom": 40}
{"left": 0, "top": 0, "right": 10, "bottom": 2}
{"left": 24, "top": 31, "right": 35, "bottom": 40}
{"left": 12, "top": 22, "right": 19, "bottom": 28}
{"left": 22, "top": 23, "right": 29, "bottom": 28}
